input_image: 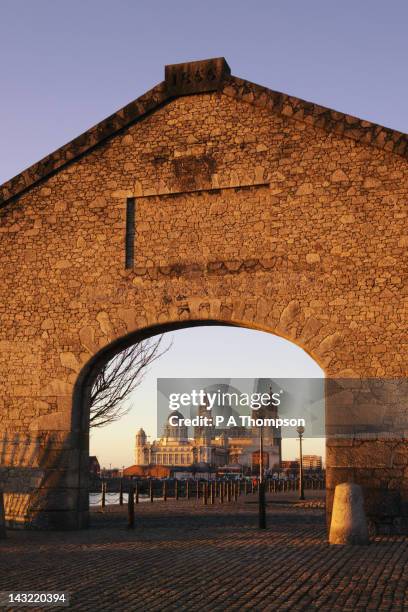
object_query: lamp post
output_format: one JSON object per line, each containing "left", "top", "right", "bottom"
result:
{"left": 258, "top": 412, "right": 266, "bottom": 529}
{"left": 296, "top": 425, "right": 305, "bottom": 500}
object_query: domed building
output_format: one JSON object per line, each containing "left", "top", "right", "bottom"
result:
{"left": 134, "top": 394, "right": 281, "bottom": 472}
{"left": 163, "top": 410, "right": 189, "bottom": 442}
{"left": 134, "top": 412, "right": 196, "bottom": 467}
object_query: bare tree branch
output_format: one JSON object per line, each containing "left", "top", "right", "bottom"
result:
{"left": 89, "top": 335, "right": 171, "bottom": 428}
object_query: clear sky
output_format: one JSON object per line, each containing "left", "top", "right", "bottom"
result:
{"left": 1, "top": 0, "right": 408, "bottom": 185}
{"left": 1, "top": 1, "right": 406, "bottom": 468}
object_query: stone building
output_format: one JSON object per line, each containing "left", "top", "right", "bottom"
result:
{"left": 135, "top": 415, "right": 195, "bottom": 467}
{"left": 300, "top": 455, "right": 323, "bottom": 470}
{"left": 88, "top": 456, "right": 100, "bottom": 477}
{"left": 134, "top": 403, "right": 281, "bottom": 472}
{"left": 0, "top": 57, "right": 407, "bottom": 532}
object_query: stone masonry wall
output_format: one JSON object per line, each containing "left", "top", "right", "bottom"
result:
{"left": 0, "top": 75, "right": 407, "bottom": 529}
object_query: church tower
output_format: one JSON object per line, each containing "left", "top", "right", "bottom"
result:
{"left": 135, "top": 428, "right": 148, "bottom": 465}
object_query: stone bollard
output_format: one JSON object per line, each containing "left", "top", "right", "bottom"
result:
{"left": 0, "top": 490, "right": 6, "bottom": 538}
{"left": 329, "top": 483, "right": 369, "bottom": 545}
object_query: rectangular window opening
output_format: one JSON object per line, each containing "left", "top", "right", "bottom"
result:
{"left": 125, "top": 197, "right": 135, "bottom": 269}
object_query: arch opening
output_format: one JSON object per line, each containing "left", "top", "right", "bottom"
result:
{"left": 73, "top": 319, "right": 326, "bottom": 528}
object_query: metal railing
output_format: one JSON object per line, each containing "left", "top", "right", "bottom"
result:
{"left": 92, "top": 477, "right": 325, "bottom": 509}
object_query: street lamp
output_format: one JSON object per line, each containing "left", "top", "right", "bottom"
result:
{"left": 258, "top": 409, "right": 266, "bottom": 529}
{"left": 259, "top": 419, "right": 263, "bottom": 484}
{"left": 296, "top": 425, "right": 305, "bottom": 500}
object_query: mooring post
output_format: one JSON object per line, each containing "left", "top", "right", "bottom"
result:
{"left": 150, "top": 479, "right": 154, "bottom": 503}
{"left": 135, "top": 480, "right": 139, "bottom": 504}
{"left": 175, "top": 479, "right": 179, "bottom": 501}
{"left": 127, "top": 484, "right": 135, "bottom": 529}
{"left": 186, "top": 480, "right": 190, "bottom": 500}
{"left": 163, "top": 480, "right": 167, "bottom": 502}
{"left": 101, "top": 480, "right": 106, "bottom": 509}
{"left": 196, "top": 480, "right": 200, "bottom": 502}
{"left": 210, "top": 481, "right": 214, "bottom": 504}
{"left": 119, "top": 478, "right": 123, "bottom": 506}
{"left": 226, "top": 481, "right": 231, "bottom": 503}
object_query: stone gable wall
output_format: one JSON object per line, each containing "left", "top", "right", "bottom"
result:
{"left": 0, "top": 90, "right": 407, "bottom": 529}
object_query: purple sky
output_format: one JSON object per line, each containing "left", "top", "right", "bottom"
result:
{"left": 1, "top": 1, "right": 406, "bottom": 467}
{"left": 1, "top": 0, "right": 407, "bottom": 184}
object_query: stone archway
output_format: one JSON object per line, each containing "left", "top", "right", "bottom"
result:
{"left": 73, "top": 317, "right": 328, "bottom": 528}
{"left": 0, "top": 58, "right": 407, "bottom": 531}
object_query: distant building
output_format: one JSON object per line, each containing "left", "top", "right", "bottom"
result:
{"left": 299, "top": 455, "right": 323, "bottom": 470}
{"left": 89, "top": 456, "right": 100, "bottom": 477}
{"left": 281, "top": 460, "right": 299, "bottom": 470}
{"left": 101, "top": 467, "right": 121, "bottom": 479}
{"left": 133, "top": 382, "right": 282, "bottom": 473}
{"left": 124, "top": 464, "right": 172, "bottom": 479}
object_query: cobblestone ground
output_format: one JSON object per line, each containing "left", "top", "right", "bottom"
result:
{"left": 1, "top": 493, "right": 407, "bottom": 611}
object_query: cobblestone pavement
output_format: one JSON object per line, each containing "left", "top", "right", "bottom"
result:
{"left": 1, "top": 494, "right": 407, "bottom": 611}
